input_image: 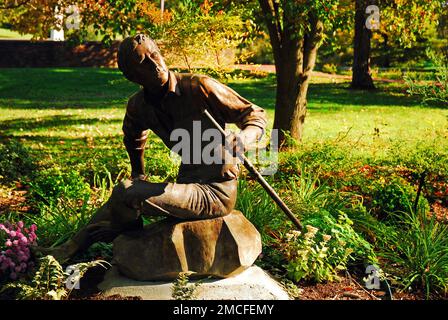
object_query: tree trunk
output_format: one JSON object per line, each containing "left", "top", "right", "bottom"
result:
{"left": 273, "top": 21, "right": 322, "bottom": 146}
{"left": 351, "top": 0, "right": 375, "bottom": 90}
{"left": 272, "top": 38, "right": 303, "bottom": 146}
{"left": 259, "top": 0, "right": 323, "bottom": 147}
{"left": 380, "top": 32, "right": 390, "bottom": 68}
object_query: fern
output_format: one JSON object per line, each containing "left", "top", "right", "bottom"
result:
{"left": 171, "top": 272, "right": 201, "bottom": 300}
{"left": 1, "top": 255, "right": 110, "bottom": 300}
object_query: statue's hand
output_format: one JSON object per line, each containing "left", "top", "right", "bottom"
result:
{"left": 225, "top": 132, "right": 245, "bottom": 158}
{"left": 221, "top": 163, "right": 240, "bottom": 180}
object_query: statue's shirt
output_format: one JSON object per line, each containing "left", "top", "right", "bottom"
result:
{"left": 122, "top": 71, "right": 267, "bottom": 183}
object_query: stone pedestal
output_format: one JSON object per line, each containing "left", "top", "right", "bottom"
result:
{"left": 98, "top": 266, "right": 291, "bottom": 300}
{"left": 112, "top": 210, "right": 262, "bottom": 281}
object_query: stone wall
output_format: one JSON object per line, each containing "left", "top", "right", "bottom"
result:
{"left": 0, "top": 40, "right": 118, "bottom": 68}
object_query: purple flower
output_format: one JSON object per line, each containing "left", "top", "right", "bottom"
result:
{"left": 0, "top": 221, "right": 38, "bottom": 280}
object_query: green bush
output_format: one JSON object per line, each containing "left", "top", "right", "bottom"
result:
{"left": 321, "top": 63, "right": 338, "bottom": 74}
{"left": 0, "top": 140, "right": 36, "bottom": 183}
{"left": 1, "top": 255, "right": 109, "bottom": 300}
{"left": 23, "top": 196, "right": 96, "bottom": 247}
{"left": 365, "top": 175, "right": 429, "bottom": 218}
{"left": 282, "top": 210, "right": 376, "bottom": 283}
{"left": 376, "top": 204, "right": 448, "bottom": 298}
{"left": 405, "top": 49, "right": 448, "bottom": 107}
{"left": 29, "top": 167, "right": 91, "bottom": 205}
{"left": 236, "top": 179, "right": 284, "bottom": 241}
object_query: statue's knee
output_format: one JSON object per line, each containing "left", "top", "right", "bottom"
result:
{"left": 111, "top": 179, "right": 133, "bottom": 200}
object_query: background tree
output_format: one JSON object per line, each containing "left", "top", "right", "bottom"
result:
{"left": 351, "top": 0, "right": 444, "bottom": 90}
{"left": 0, "top": 0, "right": 245, "bottom": 70}
{"left": 257, "top": 0, "right": 342, "bottom": 146}
{"left": 157, "top": 0, "right": 245, "bottom": 71}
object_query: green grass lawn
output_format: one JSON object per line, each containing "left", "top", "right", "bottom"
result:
{"left": 0, "top": 28, "right": 32, "bottom": 39}
{"left": 0, "top": 67, "right": 447, "bottom": 176}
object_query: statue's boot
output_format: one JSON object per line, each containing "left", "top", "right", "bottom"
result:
{"left": 30, "top": 196, "right": 128, "bottom": 262}
{"left": 31, "top": 180, "right": 148, "bottom": 263}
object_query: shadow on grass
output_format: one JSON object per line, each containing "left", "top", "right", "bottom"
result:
{"left": 229, "top": 80, "right": 423, "bottom": 111}
{"left": 307, "top": 82, "right": 423, "bottom": 110}
{"left": 0, "top": 68, "right": 429, "bottom": 112}
{"left": 0, "top": 115, "right": 121, "bottom": 134}
{"left": 0, "top": 67, "right": 138, "bottom": 109}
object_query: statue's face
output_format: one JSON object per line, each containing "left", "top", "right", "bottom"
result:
{"left": 123, "top": 34, "right": 169, "bottom": 89}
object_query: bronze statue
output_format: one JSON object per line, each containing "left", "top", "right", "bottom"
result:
{"left": 36, "top": 34, "right": 267, "bottom": 262}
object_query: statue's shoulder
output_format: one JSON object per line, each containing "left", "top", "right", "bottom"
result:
{"left": 175, "top": 72, "right": 219, "bottom": 94}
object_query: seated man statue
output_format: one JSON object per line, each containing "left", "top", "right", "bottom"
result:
{"left": 38, "top": 34, "right": 267, "bottom": 262}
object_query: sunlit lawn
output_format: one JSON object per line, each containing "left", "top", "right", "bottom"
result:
{"left": 0, "top": 68, "right": 447, "bottom": 174}
{"left": 0, "top": 28, "right": 32, "bottom": 39}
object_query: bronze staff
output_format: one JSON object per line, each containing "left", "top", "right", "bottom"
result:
{"left": 203, "top": 109, "right": 303, "bottom": 231}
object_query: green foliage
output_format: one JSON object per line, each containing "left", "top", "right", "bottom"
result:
{"left": 321, "top": 63, "right": 338, "bottom": 74}
{"left": 281, "top": 210, "right": 376, "bottom": 284}
{"left": 302, "top": 211, "right": 377, "bottom": 264}
{"left": 375, "top": 204, "right": 448, "bottom": 298}
{"left": 283, "top": 225, "right": 347, "bottom": 283}
{"left": 1, "top": 255, "right": 110, "bottom": 300}
{"left": 364, "top": 175, "right": 429, "bottom": 217}
{"left": 405, "top": 49, "right": 448, "bottom": 107}
{"left": 0, "top": 140, "right": 36, "bottom": 183}
{"left": 29, "top": 168, "right": 91, "bottom": 205}
{"left": 236, "top": 178, "right": 283, "bottom": 241}
{"left": 171, "top": 272, "right": 201, "bottom": 300}
{"left": 22, "top": 196, "right": 96, "bottom": 247}
{"left": 283, "top": 168, "right": 332, "bottom": 215}
{"left": 18, "top": 167, "right": 96, "bottom": 247}
{"left": 1, "top": 255, "right": 66, "bottom": 300}
{"left": 156, "top": 0, "right": 245, "bottom": 71}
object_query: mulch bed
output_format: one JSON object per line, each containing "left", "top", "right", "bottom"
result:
{"left": 298, "top": 275, "right": 423, "bottom": 300}
{"left": 0, "top": 187, "right": 31, "bottom": 215}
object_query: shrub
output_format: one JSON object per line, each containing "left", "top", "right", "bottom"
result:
{"left": 281, "top": 211, "right": 376, "bottom": 283}
{"left": 0, "top": 140, "right": 36, "bottom": 183}
{"left": 405, "top": 49, "right": 448, "bottom": 107}
{"left": 321, "top": 63, "right": 338, "bottom": 74}
{"left": 29, "top": 167, "right": 91, "bottom": 205}
{"left": 365, "top": 175, "right": 429, "bottom": 218}
{"left": 236, "top": 179, "right": 284, "bottom": 241}
{"left": 23, "top": 196, "right": 96, "bottom": 247}
{"left": 171, "top": 272, "right": 201, "bottom": 300}
{"left": 376, "top": 204, "right": 448, "bottom": 298}
{"left": 1, "top": 255, "right": 110, "bottom": 300}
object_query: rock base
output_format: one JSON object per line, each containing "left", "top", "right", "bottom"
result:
{"left": 112, "top": 210, "right": 262, "bottom": 281}
{"left": 98, "top": 266, "right": 291, "bottom": 300}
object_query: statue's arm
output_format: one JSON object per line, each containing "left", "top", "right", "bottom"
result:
{"left": 122, "top": 107, "right": 148, "bottom": 180}
{"left": 197, "top": 76, "right": 267, "bottom": 150}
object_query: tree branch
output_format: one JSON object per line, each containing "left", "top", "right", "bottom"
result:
{"left": 258, "top": 0, "right": 281, "bottom": 62}
{"left": 302, "top": 14, "right": 323, "bottom": 75}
